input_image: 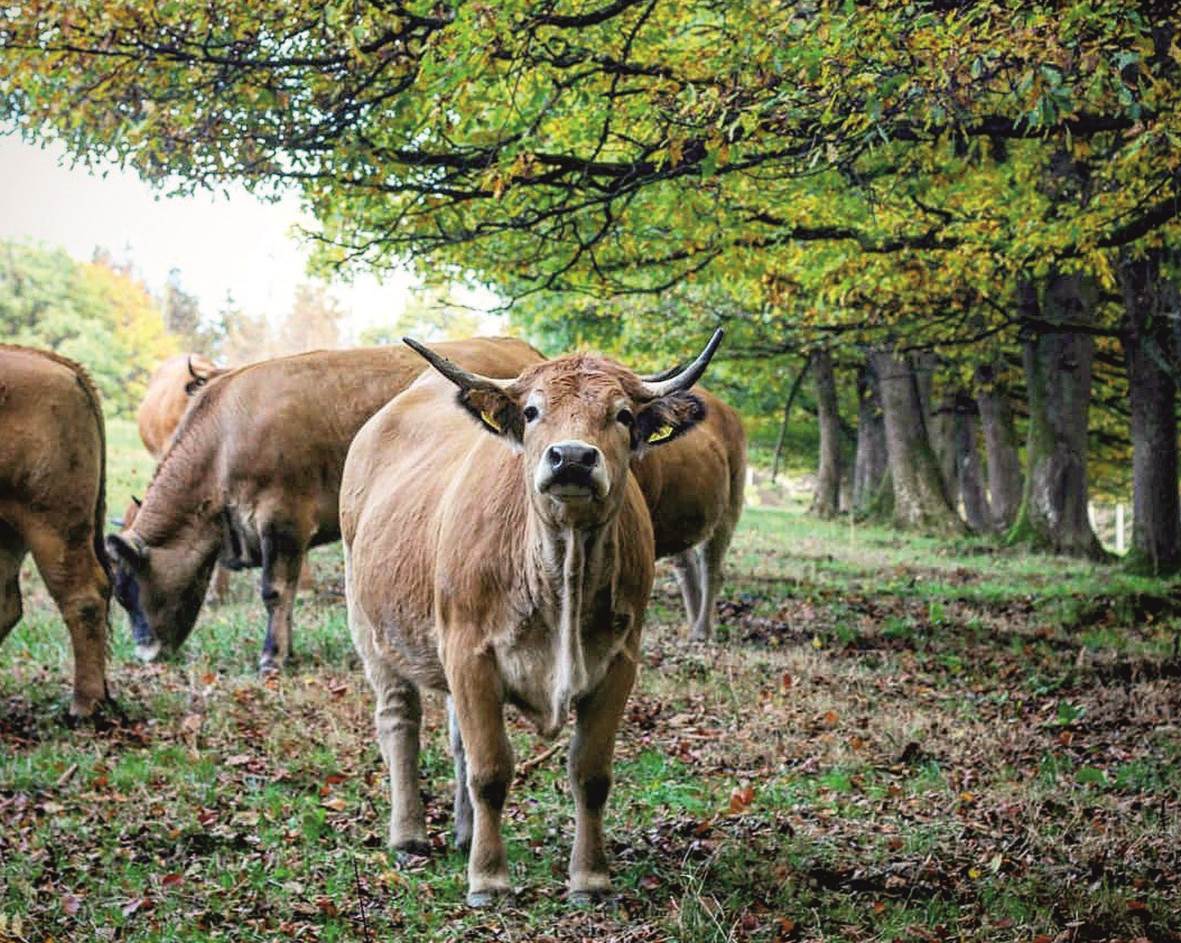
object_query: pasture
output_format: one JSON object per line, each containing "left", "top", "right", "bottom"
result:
{"left": 1, "top": 420, "right": 1179, "bottom": 943}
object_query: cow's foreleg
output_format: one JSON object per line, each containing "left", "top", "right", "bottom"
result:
{"left": 375, "top": 672, "right": 429, "bottom": 854}
{"left": 672, "top": 549, "right": 703, "bottom": 632}
{"left": 690, "top": 522, "right": 734, "bottom": 642}
{"left": 448, "top": 696, "right": 473, "bottom": 852}
{"left": 27, "top": 528, "right": 110, "bottom": 719}
{"left": 568, "top": 649, "right": 636, "bottom": 899}
{"left": 448, "top": 652, "right": 513, "bottom": 907}
{"left": 258, "top": 526, "right": 305, "bottom": 673}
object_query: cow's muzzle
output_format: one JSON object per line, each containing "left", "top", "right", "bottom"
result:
{"left": 535, "top": 440, "right": 608, "bottom": 500}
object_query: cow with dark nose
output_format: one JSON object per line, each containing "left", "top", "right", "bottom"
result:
{"left": 342, "top": 330, "right": 723, "bottom": 905}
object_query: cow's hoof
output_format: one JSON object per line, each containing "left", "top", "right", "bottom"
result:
{"left": 135, "top": 640, "right": 162, "bottom": 662}
{"left": 64, "top": 695, "right": 124, "bottom": 731}
{"left": 466, "top": 888, "right": 509, "bottom": 909}
{"left": 257, "top": 658, "right": 281, "bottom": 676}
{"left": 568, "top": 889, "right": 613, "bottom": 908}
{"left": 392, "top": 838, "right": 432, "bottom": 860}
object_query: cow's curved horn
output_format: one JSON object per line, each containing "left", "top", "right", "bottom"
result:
{"left": 640, "top": 329, "right": 724, "bottom": 398}
{"left": 640, "top": 361, "right": 686, "bottom": 383}
{"left": 403, "top": 337, "right": 514, "bottom": 391}
{"left": 187, "top": 356, "right": 200, "bottom": 381}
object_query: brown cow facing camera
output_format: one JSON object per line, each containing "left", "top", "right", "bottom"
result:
{"left": 341, "top": 330, "right": 723, "bottom": 906}
{"left": 0, "top": 345, "right": 111, "bottom": 719}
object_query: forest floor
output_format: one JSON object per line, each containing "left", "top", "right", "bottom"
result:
{"left": 1, "top": 420, "right": 1179, "bottom": 942}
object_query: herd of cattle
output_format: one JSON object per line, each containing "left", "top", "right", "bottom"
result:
{"left": 0, "top": 333, "right": 746, "bottom": 903}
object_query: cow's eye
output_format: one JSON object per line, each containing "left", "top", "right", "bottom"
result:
{"left": 523, "top": 405, "right": 540, "bottom": 422}
{"left": 616, "top": 408, "right": 635, "bottom": 427}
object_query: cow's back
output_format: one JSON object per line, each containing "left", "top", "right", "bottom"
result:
{"left": 0, "top": 346, "right": 105, "bottom": 551}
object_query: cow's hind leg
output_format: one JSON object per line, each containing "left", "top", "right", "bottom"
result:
{"left": 447, "top": 648, "right": 514, "bottom": 907}
{"left": 672, "top": 549, "right": 703, "bottom": 634}
{"left": 690, "top": 519, "right": 735, "bottom": 642}
{"left": 257, "top": 524, "right": 306, "bottom": 673}
{"left": 568, "top": 650, "right": 636, "bottom": 901}
{"left": 449, "top": 696, "right": 473, "bottom": 852}
{"left": 27, "top": 527, "right": 110, "bottom": 719}
{"left": 0, "top": 525, "right": 26, "bottom": 644}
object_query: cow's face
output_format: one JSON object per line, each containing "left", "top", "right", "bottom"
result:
{"left": 405, "top": 331, "right": 722, "bottom": 529}
{"left": 105, "top": 531, "right": 212, "bottom": 660}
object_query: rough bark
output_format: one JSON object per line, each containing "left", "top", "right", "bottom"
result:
{"left": 1008, "top": 275, "right": 1105, "bottom": 559}
{"left": 1120, "top": 251, "right": 1181, "bottom": 574}
{"left": 810, "top": 349, "right": 842, "bottom": 518}
{"left": 852, "top": 361, "right": 888, "bottom": 512}
{"left": 870, "top": 351, "right": 965, "bottom": 534}
{"left": 974, "top": 363, "right": 1024, "bottom": 531}
{"left": 954, "top": 394, "right": 991, "bottom": 533}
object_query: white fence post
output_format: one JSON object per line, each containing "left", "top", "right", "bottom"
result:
{"left": 1116, "top": 503, "right": 1125, "bottom": 554}
{"left": 1087, "top": 501, "right": 1096, "bottom": 531}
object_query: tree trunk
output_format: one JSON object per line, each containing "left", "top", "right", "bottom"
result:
{"left": 770, "top": 357, "right": 810, "bottom": 482}
{"left": 852, "top": 361, "right": 888, "bottom": 512}
{"left": 810, "top": 349, "right": 842, "bottom": 518}
{"left": 870, "top": 351, "right": 965, "bottom": 534}
{"left": 954, "top": 395, "right": 991, "bottom": 533}
{"left": 1009, "top": 275, "right": 1105, "bottom": 558}
{"left": 974, "top": 363, "right": 1024, "bottom": 531}
{"left": 1120, "top": 251, "right": 1181, "bottom": 574}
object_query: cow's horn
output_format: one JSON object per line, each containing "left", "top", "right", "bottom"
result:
{"left": 403, "top": 337, "right": 514, "bottom": 392}
{"left": 187, "top": 355, "right": 200, "bottom": 380}
{"left": 640, "top": 329, "right": 724, "bottom": 398}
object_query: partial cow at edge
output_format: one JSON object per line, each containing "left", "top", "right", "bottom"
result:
{"left": 0, "top": 345, "right": 111, "bottom": 719}
{"left": 106, "top": 337, "right": 543, "bottom": 672}
{"left": 342, "top": 331, "right": 723, "bottom": 905}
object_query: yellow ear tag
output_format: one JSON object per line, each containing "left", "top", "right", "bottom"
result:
{"left": 647, "top": 423, "right": 674, "bottom": 443}
{"left": 480, "top": 410, "right": 502, "bottom": 433}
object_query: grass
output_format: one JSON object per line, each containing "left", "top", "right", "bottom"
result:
{"left": 2, "top": 419, "right": 1180, "bottom": 942}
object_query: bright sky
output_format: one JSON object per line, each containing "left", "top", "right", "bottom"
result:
{"left": 0, "top": 134, "right": 499, "bottom": 340}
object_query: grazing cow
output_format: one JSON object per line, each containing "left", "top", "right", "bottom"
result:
{"left": 0, "top": 345, "right": 111, "bottom": 718}
{"left": 630, "top": 389, "right": 746, "bottom": 640}
{"left": 136, "top": 353, "right": 225, "bottom": 458}
{"left": 341, "top": 331, "right": 722, "bottom": 905}
{"left": 105, "top": 338, "right": 543, "bottom": 672}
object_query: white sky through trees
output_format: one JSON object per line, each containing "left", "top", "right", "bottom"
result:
{"left": 0, "top": 135, "right": 498, "bottom": 341}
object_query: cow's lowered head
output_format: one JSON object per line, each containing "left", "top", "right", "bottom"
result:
{"left": 105, "top": 529, "right": 213, "bottom": 661}
{"left": 403, "top": 329, "right": 722, "bottom": 529}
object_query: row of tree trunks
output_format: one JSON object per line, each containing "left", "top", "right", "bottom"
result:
{"left": 1008, "top": 276, "right": 1106, "bottom": 559}
{"left": 1120, "top": 250, "right": 1181, "bottom": 575}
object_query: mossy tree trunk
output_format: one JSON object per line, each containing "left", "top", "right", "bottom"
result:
{"left": 870, "top": 350, "right": 965, "bottom": 534}
{"left": 954, "top": 394, "right": 991, "bottom": 534}
{"left": 852, "top": 359, "right": 888, "bottom": 513}
{"left": 974, "top": 362, "right": 1024, "bottom": 532}
{"left": 1008, "top": 276, "right": 1105, "bottom": 559}
{"left": 1120, "top": 250, "right": 1181, "bottom": 575}
{"left": 810, "top": 349, "right": 842, "bottom": 518}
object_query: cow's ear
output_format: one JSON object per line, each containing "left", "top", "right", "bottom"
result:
{"left": 106, "top": 533, "right": 149, "bottom": 570}
{"left": 633, "top": 392, "right": 706, "bottom": 451}
{"left": 457, "top": 387, "right": 524, "bottom": 442}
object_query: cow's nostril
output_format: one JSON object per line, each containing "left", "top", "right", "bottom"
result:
{"left": 547, "top": 446, "right": 564, "bottom": 469}
{"left": 579, "top": 449, "right": 598, "bottom": 467}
